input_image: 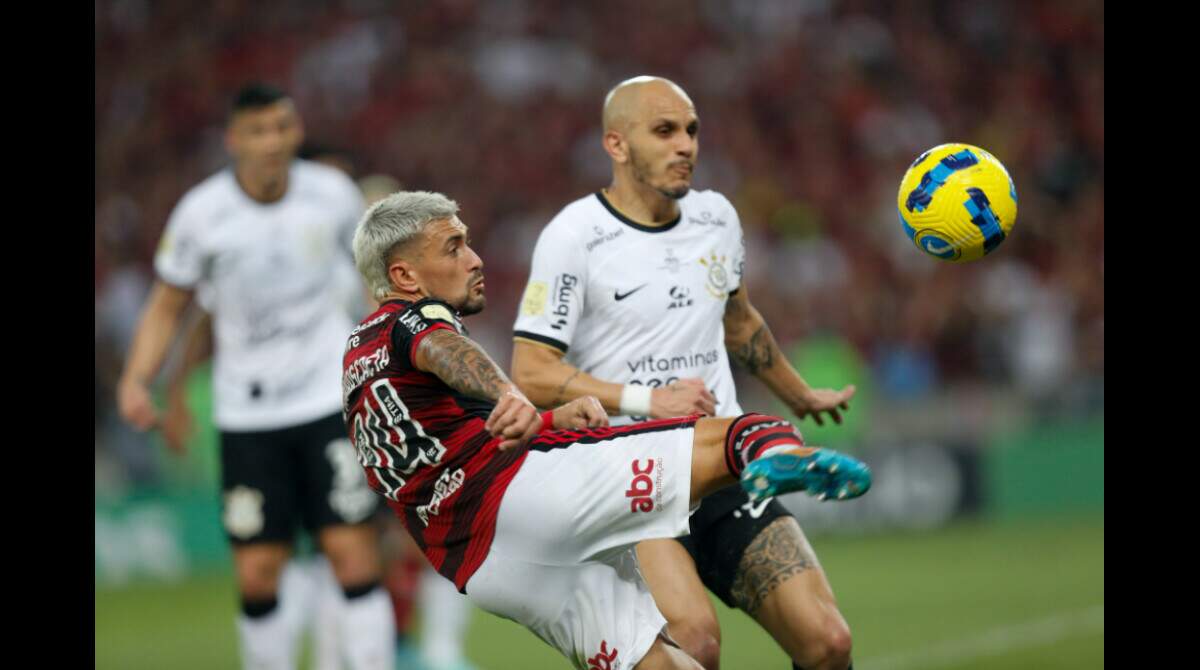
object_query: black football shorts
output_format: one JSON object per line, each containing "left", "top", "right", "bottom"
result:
{"left": 675, "top": 484, "right": 793, "bottom": 608}
{"left": 218, "top": 412, "right": 380, "bottom": 545}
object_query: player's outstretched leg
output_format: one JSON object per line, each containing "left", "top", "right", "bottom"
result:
{"left": 723, "top": 414, "right": 871, "bottom": 502}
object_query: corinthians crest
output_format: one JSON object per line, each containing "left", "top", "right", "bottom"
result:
{"left": 699, "top": 251, "right": 730, "bottom": 298}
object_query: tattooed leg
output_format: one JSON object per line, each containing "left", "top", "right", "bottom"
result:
{"left": 731, "top": 517, "right": 853, "bottom": 670}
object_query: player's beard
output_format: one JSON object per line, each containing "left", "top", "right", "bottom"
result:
{"left": 460, "top": 294, "right": 485, "bottom": 316}
{"left": 630, "top": 146, "right": 690, "bottom": 200}
{"left": 460, "top": 275, "right": 486, "bottom": 315}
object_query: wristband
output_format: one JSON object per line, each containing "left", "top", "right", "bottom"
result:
{"left": 619, "top": 384, "right": 653, "bottom": 416}
{"left": 540, "top": 410, "right": 555, "bottom": 432}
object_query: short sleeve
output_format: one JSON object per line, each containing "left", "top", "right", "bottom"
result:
{"left": 336, "top": 174, "right": 368, "bottom": 256}
{"left": 391, "top": 298, "right": 465, "bottom": 364}
{"left": 154, "top": 195, "right": 206, "bottom": 289}
{"left": 719, "top": 194, "right": 745, "bottom": 295}
{"left": 511, "top": 220, "right": 587, "bottom": 354}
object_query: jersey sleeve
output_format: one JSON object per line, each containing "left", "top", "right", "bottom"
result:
{"left": 721, "top": 194, "right": 746, "bottom": 295}
{"left": 154, "top": 194, "right": 206, "bottom": 289}
{"left": 335, "top": 173, "right": 368, "bottom": 256}
{"left": 391, "top": 299, "right": 466, "bottom": 365}
{"left": 512, "top": 220, "right": 587, "bottom": 354}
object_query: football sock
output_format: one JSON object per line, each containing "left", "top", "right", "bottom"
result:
{"left": 419, "top": 565, "right": 472, "bottom": 666}
{"left": 238, "top": 596, "right": 296, "bottom": 670}
{"left": 724, "top": 413, "right": 807, "bottom": 477}
{"left": 276, "top": 559, "right": 317, "bottom": 659}
{"left": 338, "top": 580, "right": 396, "bottom": 670}
{"left": 310, "top": 556, "right": 345, "bottom": 670}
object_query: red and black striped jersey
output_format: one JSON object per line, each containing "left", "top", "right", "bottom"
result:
{"left": 342, "top": 298, "right": 526, "bottom": 592}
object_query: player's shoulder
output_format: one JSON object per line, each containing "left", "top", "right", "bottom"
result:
{"left": 540, "top": 192, "right": 605, "bottom": 244}
{"left": 173, "top": 167, "right": 238, "bottom": 218}
{"left": 292, "top": 159, "right": 361, "bottom": 200}
{"left": 683, "top": 188, "right": 738, "bottom": 218}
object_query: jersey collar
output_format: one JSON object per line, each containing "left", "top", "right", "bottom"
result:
{"left": 595, "top": 191, "right": 681, "bottom": 233}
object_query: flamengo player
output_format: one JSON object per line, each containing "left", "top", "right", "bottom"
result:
{"left": 342, "top": 190, "right": 870, "bottom": 670}
{"left": 118, "top": 84, "right": 394, "bottom": 669}
{"left": 511, "top": 76, "right": 857, "bottom": 670}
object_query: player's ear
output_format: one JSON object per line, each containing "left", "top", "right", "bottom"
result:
{"left": 602, "top": 130, "right": 628, "bottom": 164}
{"left": 388, "top": 258, "right": 421, "bottom": 294}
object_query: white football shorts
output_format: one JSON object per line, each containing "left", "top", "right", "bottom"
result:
{"left": 465, "top": 418, "right": 696, "bottom": 670}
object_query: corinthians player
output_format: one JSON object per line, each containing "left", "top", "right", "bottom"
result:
{"left": 118, "top": 84, "right": 394, "bottom": 669}
{"left": 512, "top": 77, "right": 857, "bottom": 670}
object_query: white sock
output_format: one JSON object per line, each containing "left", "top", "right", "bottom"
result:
{"left": 237, "top": 603, "right": 296, "bottom": 670}
{"left": 419, "top": 567, "right": 471, "bottom": 667}
{"left": 278, "top": 559, "right": 317, "bottom": 653}
{"left": 312, "top": 557, "right": 345, "bottom": 670}
{"left": 339, "top": 585, "right": 396, "bottom": 670}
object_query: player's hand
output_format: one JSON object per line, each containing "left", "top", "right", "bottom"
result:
{"left": 117, "top": 377, "right": 158, "bottom": 431}
{"left": 160, "top": 394, "right": 193, "bottom": 456}
{"left": 792, "top": 384, "right": 856, "bottom": 426}
{"left": 650, "top": 378, "right": 717, "bottom": 418}
{"left": 552, "top": 396, "right": 608, "bottom": 430}
{"left": 485, "top": 388, "right": 542, "bottom": 452}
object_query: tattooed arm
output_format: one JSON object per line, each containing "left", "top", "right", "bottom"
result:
{"left": 416, "top": 328, "right": 606, "bottom": 449}
{"left": 723, "top": 285, "right": 855, "bottom": 426}
{"left": 416, "top": 328, "right": 517, "bottom": 401}
{"left": 417, "top": 328, "right": 543, "bottom": 450}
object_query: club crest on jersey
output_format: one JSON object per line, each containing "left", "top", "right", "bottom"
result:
{"left": 699, "top": 251, "right": 730, "bottom": 298}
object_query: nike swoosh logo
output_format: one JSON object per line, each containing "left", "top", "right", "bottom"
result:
{"left": 614, "top": 284, "right": 648, "bottom": 301}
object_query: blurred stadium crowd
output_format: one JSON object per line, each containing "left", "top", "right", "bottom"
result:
{"left": 95, "top": 0, "right": 1102, "bottom": 490}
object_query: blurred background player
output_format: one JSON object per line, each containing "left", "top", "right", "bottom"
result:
{"left": 512, "top": 77, "right": 856, "bottom": 670}
{"left": 117, "top": 83, "right": 395, "bottom": 670}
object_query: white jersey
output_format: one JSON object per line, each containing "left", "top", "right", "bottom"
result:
{"left": 513, "top": 190, "right": 746, "bottom": 423}
{"left": 155, "top": 160, "right": 366, "bottom": 431}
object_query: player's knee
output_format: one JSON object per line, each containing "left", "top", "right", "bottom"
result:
{"left": 670, "top": 623, "right": 721, "bottom": 670}
{"left": 234, "top": 553, "right": 286, "bottom": 599}
{"left": 320, "top": 526, "right": 382, "bottom": 586}
{"left": 801, "top": 618, "right": 852, "bottom": 670}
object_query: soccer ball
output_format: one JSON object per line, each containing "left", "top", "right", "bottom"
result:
{"left": 897, "top": 143, "right": 1018, "bottom": 262}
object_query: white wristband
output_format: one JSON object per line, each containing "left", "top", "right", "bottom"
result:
{"left": 619, "top": 384, "right": 653, "bottom": 416}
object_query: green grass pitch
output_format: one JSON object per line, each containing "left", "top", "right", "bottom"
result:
{"left": 96, "top": 515, "right": 1102, "bottom": 669}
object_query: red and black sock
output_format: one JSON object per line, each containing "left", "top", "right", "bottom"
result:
{"left": 723, "top": 413, "right": 806, "bottom": 477}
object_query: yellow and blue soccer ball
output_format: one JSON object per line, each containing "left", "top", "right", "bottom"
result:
{"left": 897, "top": 143, "right": 1017, "bottom": 262}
